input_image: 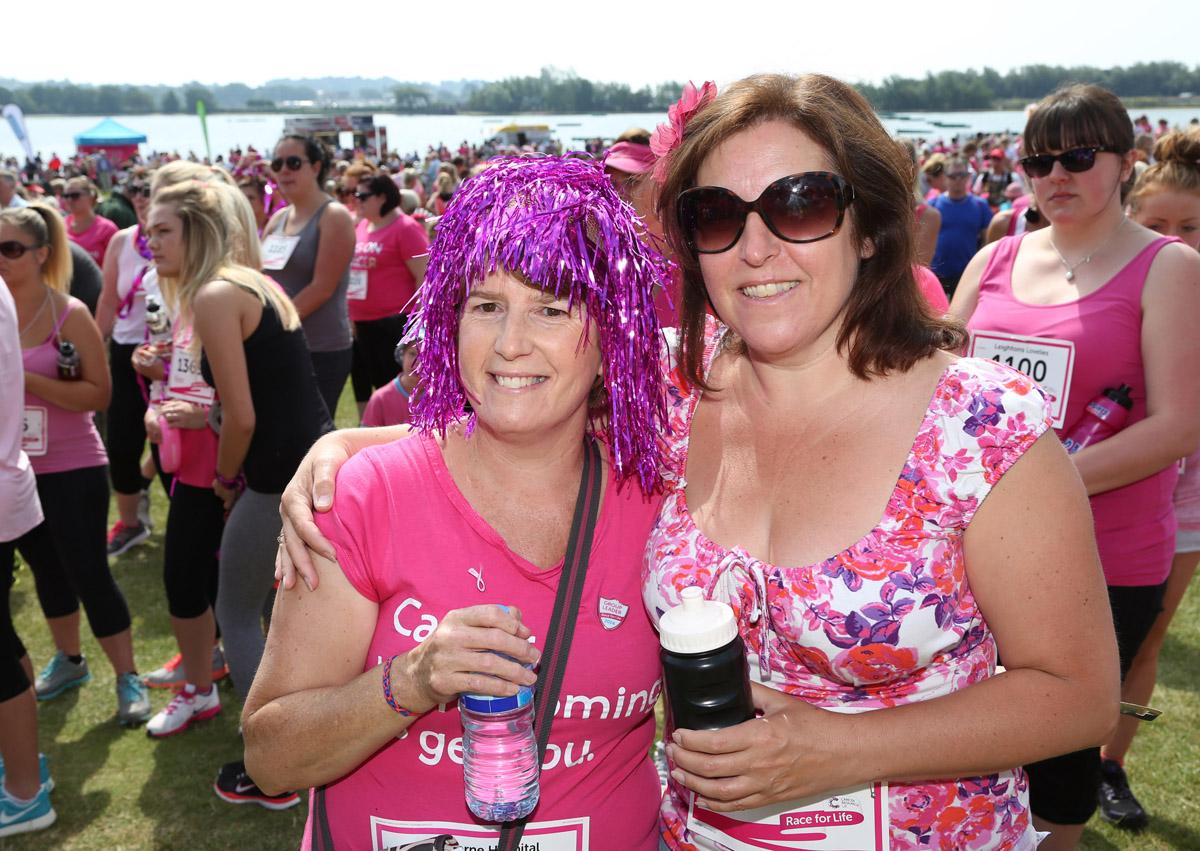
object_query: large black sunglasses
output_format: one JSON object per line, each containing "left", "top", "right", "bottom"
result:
{"left": 270, "top": 155, "right": 311, "bottom": 173}
{"left": 1018, "top": 146, "right": 1123, "bottom": 179}
{"left": 677, "top": 172, "right": 855, "bottom": 254}
{"left": 0, "top": 240, "right": 44, "bottom": 259}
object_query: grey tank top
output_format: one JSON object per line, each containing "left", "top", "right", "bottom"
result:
{"left": 267, "top": 200, "right": 351, "bottom": 352}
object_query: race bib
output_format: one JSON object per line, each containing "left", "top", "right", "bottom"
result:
{"left": 22, "top": 407, "right": 47, "bottom": 457}
{"left": 168, "top": 331, "right": 216, "bottom": 406}
{"left": 370, "top": 815, "right": 589, "bottom": 851}
{"left": 261, "top": 234, "right": 300, "bottom": 271}
{"left": 348, "top": 267, "right": 369, "bottom": 301}
{"left": 688, "top": 784, "right": 889, "bottom": 851}
{"left": 968, "top": 330, "right": 1075, "bottom": 428}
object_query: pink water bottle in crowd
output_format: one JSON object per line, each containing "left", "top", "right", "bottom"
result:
{"left": 1061, "top": 384, "right": 1133, "bottom": 454}
{"left": 460, "top": 679, "right": 539, "bottom": 823}
{"left": 460, "top": 605, "right": 539, "bottom": 823}
{"left": 157, "top": 415, "right": 181, "bottom": 473}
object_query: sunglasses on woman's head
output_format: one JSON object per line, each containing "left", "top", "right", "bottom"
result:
{"left": 270, "top": 155, "right": 308, "bottom": 173}
{"left": 1019, "top": 146, "right": 1123, "bottom": 179}
{"left": 354, "top": 190, "right": 375, "bottom": 201}
{"left": 0, "top": 240, "right": 43, "bottom": 259}
{"left": 677, "top": 172, "right": 855, "bottom": 254}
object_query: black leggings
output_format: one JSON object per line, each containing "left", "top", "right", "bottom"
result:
{"left": 1024, "top": 581, "right": 1167, "bottom": 825}
{"left": 310, "top": 348, "right": 352, "bottom": 422}
{"left": 162, "top": 482, "right": 224, "bottom": 619}
{"left": 107, "top": 340, "right": 151, "bottom": 496}
{"left": 1, "top": 539, "right": 31, "bottom": 702}
{"left": 350, "top": 315, "right": 406, "bottom": 403}
{"left": 13, "top": 466, "right": 131, "bottom": 638}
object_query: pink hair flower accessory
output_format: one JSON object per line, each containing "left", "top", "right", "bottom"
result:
{"left": 649, "top": 80, "right": 717, "bottom": 184}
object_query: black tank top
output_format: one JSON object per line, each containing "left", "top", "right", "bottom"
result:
{"left": 201, "top": 301, "right": 333, "bottom": 493}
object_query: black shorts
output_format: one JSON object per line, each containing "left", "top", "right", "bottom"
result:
{"left": 351, "top": 315, "right": 406, "bottom": 403}
{"left": 1025, "top": 581, "right": 1167, "bottom": 825}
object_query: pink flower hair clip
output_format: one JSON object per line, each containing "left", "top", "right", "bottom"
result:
{"left": 649, "top": 80, "right": 717, "bottom": 185}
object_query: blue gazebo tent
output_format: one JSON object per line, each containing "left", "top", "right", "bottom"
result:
{"left": 74, "top": 117, "right": 147, "bottom": 162}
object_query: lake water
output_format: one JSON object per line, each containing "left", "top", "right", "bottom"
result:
{"left": 8, "top": 108, "right": 1200, "bottom": 160}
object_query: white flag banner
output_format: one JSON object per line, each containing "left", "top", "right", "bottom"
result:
{"left": 3, "top": 103, "right": 35, "bottom": 162}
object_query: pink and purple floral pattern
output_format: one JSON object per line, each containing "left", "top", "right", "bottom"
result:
{"left": 644, "top": 318, "right": 1052, "bottom": 851}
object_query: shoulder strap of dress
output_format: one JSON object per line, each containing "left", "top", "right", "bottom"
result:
{"left": 311, "top": 199, "right": 333, "bottom": 226}
{"left": 46, "top": 294, "right": 75, "bottom": 345}
{"left": 978, "top": 233, "right": 1023, "bottom": 295}
{"left": 1105, "top": 235, "right": 1182, "bottom": 297}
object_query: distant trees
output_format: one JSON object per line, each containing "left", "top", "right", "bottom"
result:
{"left": 858, "top": 62, "right": 1200, "bottom": 110}
{"left": 3, "top": 63, "right": 1199, "bottom": 116}
{"left": 463, "top": 68, "right": 680, "bottom": 113}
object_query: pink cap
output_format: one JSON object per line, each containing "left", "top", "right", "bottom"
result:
{"left": 603, "top": 141, "right": 656, "bottom": 175}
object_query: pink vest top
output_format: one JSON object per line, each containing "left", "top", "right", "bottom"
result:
{"left": 968, "top": 234, "right": 1179, "bottom": 586}
{"left": 22, "top": 298, "right": 108, "bottom": 475}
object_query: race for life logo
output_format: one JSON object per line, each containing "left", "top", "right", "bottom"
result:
{"left": 598, "top": 597, "right": 628, "bottom": 630}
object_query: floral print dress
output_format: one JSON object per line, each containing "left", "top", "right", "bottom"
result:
{"left": 642, "top": 318, "right": 1050, "bottom": 851}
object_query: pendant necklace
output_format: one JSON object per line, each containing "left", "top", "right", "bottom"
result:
{"left": 18, "top": 287, "right": 51, "bottom": 339}
{"left": 1049, "top": 217, "right": 1127, "bottom": 282}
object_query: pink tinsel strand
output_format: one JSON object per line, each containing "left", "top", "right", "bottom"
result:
{"left": 407, "top": 155, "right": 673, "bottom": 493}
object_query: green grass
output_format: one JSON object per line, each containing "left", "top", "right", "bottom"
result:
{"left": 6, "top": 384, "right": 1199, "bottom": 849}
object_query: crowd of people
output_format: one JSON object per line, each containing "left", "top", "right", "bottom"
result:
{"left": 1, "top": 77, "right": 1198, "bottom": 850}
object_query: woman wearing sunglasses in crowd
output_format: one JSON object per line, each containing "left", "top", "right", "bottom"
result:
{"left": 348, "top": 174, "right": 429, "bottom": 419}
{"left": 96, "top": 170, "right": 159, "bottom": 557}
{"left": 62, "top": 176, "right": 119, "bottom": 268}
{"left": 0, "top": 203, "right": 150, "bottom": 727}
{"left": 1089, "top": 126, "right": 1200, "bottom": 833}
{"left": 949, "top": 85, "right": 1200, "bottom": 851}
{"left": 262, "top": 135, "right": 355, "bottom": 417}
{"left": 277, "top": 74, "right": 1118, "bottom": 851}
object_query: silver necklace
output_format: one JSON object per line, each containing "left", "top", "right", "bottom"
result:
{"left": 18, "top": 287, "right": 51, "bottom": 338}
{"left": 1049, "top": 217, "right": 1127, "bottom": 282}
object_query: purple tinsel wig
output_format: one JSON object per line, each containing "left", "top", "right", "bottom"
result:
{"left": 408, "top": 154, "right": 673, "bottom": 492}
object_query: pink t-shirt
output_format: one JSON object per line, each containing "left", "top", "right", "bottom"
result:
{"left": 22, "top": 298, "right": 108, "bottom": 475}
{"left": 968, "top": 234, "right": 1180, "bottom": 586}
{"left": 66, "top": 214, "right": 119, "bottom": 266}
{"left": 350, "top": 215, "right": 429, "bottom": 322}
{"left": 308, "top": 433, "right": 663, "bottom": 851}
{"left": 914, "top": 264, "right": 949, "bottom": 312}
{"left": 360, "top": 377, "right": 412, "bottom": 427}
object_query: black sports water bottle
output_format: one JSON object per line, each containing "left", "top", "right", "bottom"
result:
{"left": 57, "top": 340, "right": 81, "bottom": 380}
{"left": 659, "top": 586, "right": 755, "bottom": 731}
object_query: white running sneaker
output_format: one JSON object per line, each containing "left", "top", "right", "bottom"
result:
{"left": 146, "top": 684, "right": 221, "bottom": 738}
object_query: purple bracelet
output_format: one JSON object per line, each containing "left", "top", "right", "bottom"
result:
{"left": 382, "top": 655, "right": 416, "bottom": 717}
{"left": 214, "top": 471, "right": 245, "bottom": 492}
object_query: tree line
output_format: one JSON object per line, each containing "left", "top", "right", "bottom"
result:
{"left": 3, "top": 63, "right": 1198, "bottom": 116}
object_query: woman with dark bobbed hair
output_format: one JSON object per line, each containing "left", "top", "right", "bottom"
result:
{"left": 348, "top": 173, "right": 429, "bottom": 416}
{"left": 953, "top": 84, "right": 1200, "bottom": 849}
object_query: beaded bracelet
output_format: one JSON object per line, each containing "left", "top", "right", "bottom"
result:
{"left": 381, "top": 654, "right": 416, "bottom": 717}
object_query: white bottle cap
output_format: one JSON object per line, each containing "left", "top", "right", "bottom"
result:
{"left": 658, "top": 586, "right": 738, "bottom": 654}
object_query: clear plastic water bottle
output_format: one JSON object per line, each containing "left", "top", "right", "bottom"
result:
{"left": 460, "top": 682, "right": 539, "bottom": 822}
{"left": 145, "top": 294, "right": 172, "bottom": 345}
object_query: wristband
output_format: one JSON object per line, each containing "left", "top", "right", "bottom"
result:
{"left": 214, "top": 470, "right": 246, "bottom": 492}
{"left": 382, "top": 654, "right": 416, "bottom": 717}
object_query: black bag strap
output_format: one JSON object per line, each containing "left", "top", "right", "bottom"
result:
{"left": 496, "top": 439, "right": 603, "bottom": 851}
